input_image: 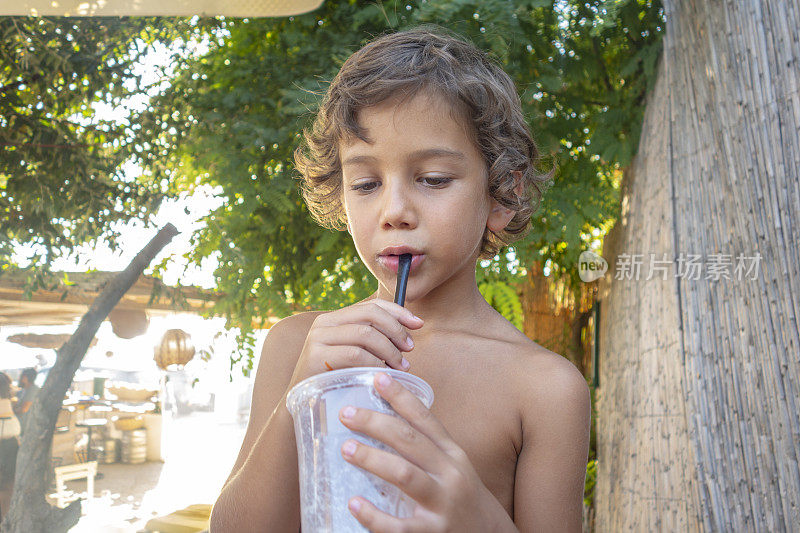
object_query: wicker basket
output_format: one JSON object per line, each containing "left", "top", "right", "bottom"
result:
{"left": 114, "top": 416, "right": 144, "bottom": 431}
{"left": 107, "top": 386, "right": 157, "bottom": 403}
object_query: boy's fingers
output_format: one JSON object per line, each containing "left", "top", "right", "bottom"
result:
{"left": 340, "top": 404, "right": 447, "bottom": 478}
{"left": 340, "top": 438, "right": 441, "bottom": 506}
{"left": 347, "top": 496, "right": 417, "bottom": 533}
{"left": 317, "top": 324, "right": 406, "bottom": 370}
{"left": 358, "top": 299, "right": 424, "bottom": 329}
{"left": 374, "top": 373, "right": 461, "bottom": 456}
{"left": 344, "top": 305, "right": 416, "bottom": 353}
{"left": 320, "top": 344, "right": 393, "bottom": 370}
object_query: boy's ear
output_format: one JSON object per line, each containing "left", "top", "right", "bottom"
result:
{"left": 487, "top": 171, "right": 523, "bottom": 232}
{"left": 512, "top": 170, "right": 524, "bottom": 197}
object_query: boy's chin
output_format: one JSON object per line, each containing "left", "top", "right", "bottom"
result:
{"left": 376, "top": 279, "right": 418, "bottom": 303}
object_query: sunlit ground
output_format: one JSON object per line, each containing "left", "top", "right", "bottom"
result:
{"left": 47, "top": 407, "right": 248, "bottom": 532}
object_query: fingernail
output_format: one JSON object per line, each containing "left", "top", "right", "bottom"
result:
{"left": 405, "top": 336, "right": 414, "bottom": 349}
{"left": 409, "top": 313, "right": 423, "bottom": 323}
{"left": 349, "top": 498, "right": 361, "bottom": 513}
{"left": 378, "top": 373, "right": 392, "bottom": 388}
{"left": 341, "top": 406, "right": 356, "bottom": 419}
{"left": 342, "top": 440, "right": 357, "bottom": 457}
{"left": 401, "top": 357, "right": 411, "bottom": 370}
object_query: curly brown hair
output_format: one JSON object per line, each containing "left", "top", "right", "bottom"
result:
{"left": 294, "top": 25, "right": 554, "bottom": 259}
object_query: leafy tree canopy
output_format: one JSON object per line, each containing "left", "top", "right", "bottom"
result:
{"left": 1, "top": 1, "right": 664, "bottom": 372}
{"left": 0, "top": 16, "right": 212, "bottom": 285}
{"left": 133, "top": 0, "right": 663, "bottom": 368}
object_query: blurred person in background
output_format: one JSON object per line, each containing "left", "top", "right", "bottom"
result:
{"left": 13, "top": 368, "right": 38, "bottom": 436}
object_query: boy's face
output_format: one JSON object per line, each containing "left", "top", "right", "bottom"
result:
{"left": 339, "top": 90, "right": 513, "bottom": 302}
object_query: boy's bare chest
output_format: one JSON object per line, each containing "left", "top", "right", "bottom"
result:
{"left": 403, "top": 340, "right": 523, "bottom": 518}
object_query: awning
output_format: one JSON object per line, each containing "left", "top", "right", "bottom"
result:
{"left": 2, "top": 0, "right": 323, "bottom": 17}
{"left": 0, "top": 270, "right": 214, "bottom": 328}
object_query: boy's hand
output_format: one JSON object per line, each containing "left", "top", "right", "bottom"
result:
{"left": 286, "top": 300, "right": 424, "bottom": 391}
{"left": 337, "top": 372, "right": 516, "bottom": 533}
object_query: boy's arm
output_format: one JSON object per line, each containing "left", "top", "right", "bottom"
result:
{"left": 210, "top": 311, "right": 321, "bottom": 532}
{"left": 513, "top": 354, "right": 591, "bottom": 532}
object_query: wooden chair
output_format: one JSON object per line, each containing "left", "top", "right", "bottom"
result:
{"left": 53, "top": 461, "right": 96, "bottom": 508}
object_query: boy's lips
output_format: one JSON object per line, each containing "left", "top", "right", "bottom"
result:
{"left": 376, "top": 250, "right": 425, "bottom": 274}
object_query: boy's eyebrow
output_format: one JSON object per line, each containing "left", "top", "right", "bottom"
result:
{"left": 341, "top": 147, "right": 467, "bottom": 168}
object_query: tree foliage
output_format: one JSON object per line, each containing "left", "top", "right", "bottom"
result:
{"left": 133, "top": 0, "right": 663, "bottom": 366}
{"left": 478, "top": 279, "right": 524, "bottom": 330}
{"left": 0, "top": 16, "right": 208, "bottom": 277}
{"left": 0, "top": 2, "right": 664, "bottom": 369}
{"left": 128, "top": 0, "right": 665, "bottom": 362}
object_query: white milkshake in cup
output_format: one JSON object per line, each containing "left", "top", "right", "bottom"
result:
{"left": 286, "top": 367, "right": 434, "bottom": 532}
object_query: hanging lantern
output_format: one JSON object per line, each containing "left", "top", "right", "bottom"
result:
{"left": 154, "top": 329, "right": 195, "bottom": 370}
{"left": 108, "top": 308, "right": 150, "bottom": 339}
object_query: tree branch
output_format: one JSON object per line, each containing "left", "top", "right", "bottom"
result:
{"left": 0, "top": 73, "right": 44, "bottom": 96}
{"left": 0, "top": 223, "right": 179, "bottom": 533}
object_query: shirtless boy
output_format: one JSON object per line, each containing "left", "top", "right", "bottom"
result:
{"left": 210, "top": 26, "right": 590, "bottom": 532}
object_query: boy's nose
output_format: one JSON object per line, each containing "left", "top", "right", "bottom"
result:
{"left": 379, "top": 180, "right": 418, "bottom": 230}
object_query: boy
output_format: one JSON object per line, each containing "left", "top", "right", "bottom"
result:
{"left": 211, "top": 26, "right": 590, "bottom": 532}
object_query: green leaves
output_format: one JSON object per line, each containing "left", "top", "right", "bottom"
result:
{"left": 0, "top": 1, "right": 666, "bottom": 377}
{"left": 0, "top": 17, "right": 204, "bottom": 274}
{"left": 127, "top": 0, "right": 663, "bottom": 371}
{"left": 479, "top": 280, "right": 524, "bottom": 331}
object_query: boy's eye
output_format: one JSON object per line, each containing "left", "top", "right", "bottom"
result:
{"left": 349, "top": 176, "right": 452, "bottom": 193}
{"left": 351, "top": 181, "right": 379, "bottom": 193}
{"left": 420, "top": 176, "right": 452, "bottom": 187}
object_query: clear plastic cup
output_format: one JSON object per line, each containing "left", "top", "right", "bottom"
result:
{"left": 286, "top": 367, "right": 434, "bottom": 532}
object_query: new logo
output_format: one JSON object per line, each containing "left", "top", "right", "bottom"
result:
{"left": 579, "top": 251, "right": 608, "bottom": 282}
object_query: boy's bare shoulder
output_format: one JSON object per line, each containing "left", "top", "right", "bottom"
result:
{"left": 475, "top": 312, "right": 588, "bottom": 413}
{"left": 255, "top": 311, "right": 327, "bottom": 382}
{"left": 267, "top": 310, "right": 328, "bottom": 342}
{"left": 502, "top": 330, "right": 591, "bottom": 440}
{"left": 509, "top": 333, "right": 582, "bottom": 383}
{"left": 474, "top": 309, "right": 575, "bottom": 370}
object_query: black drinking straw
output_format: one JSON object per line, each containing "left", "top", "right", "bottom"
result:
{"left": 394, "top": 253, "right": 412, "bottom": 306}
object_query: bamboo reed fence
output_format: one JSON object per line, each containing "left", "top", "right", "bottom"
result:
{"left": 596, "top": 1, "right": 800, "bottom": 531}
{"left": 522, "top": 262, "right": 595, "bottom": 375}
